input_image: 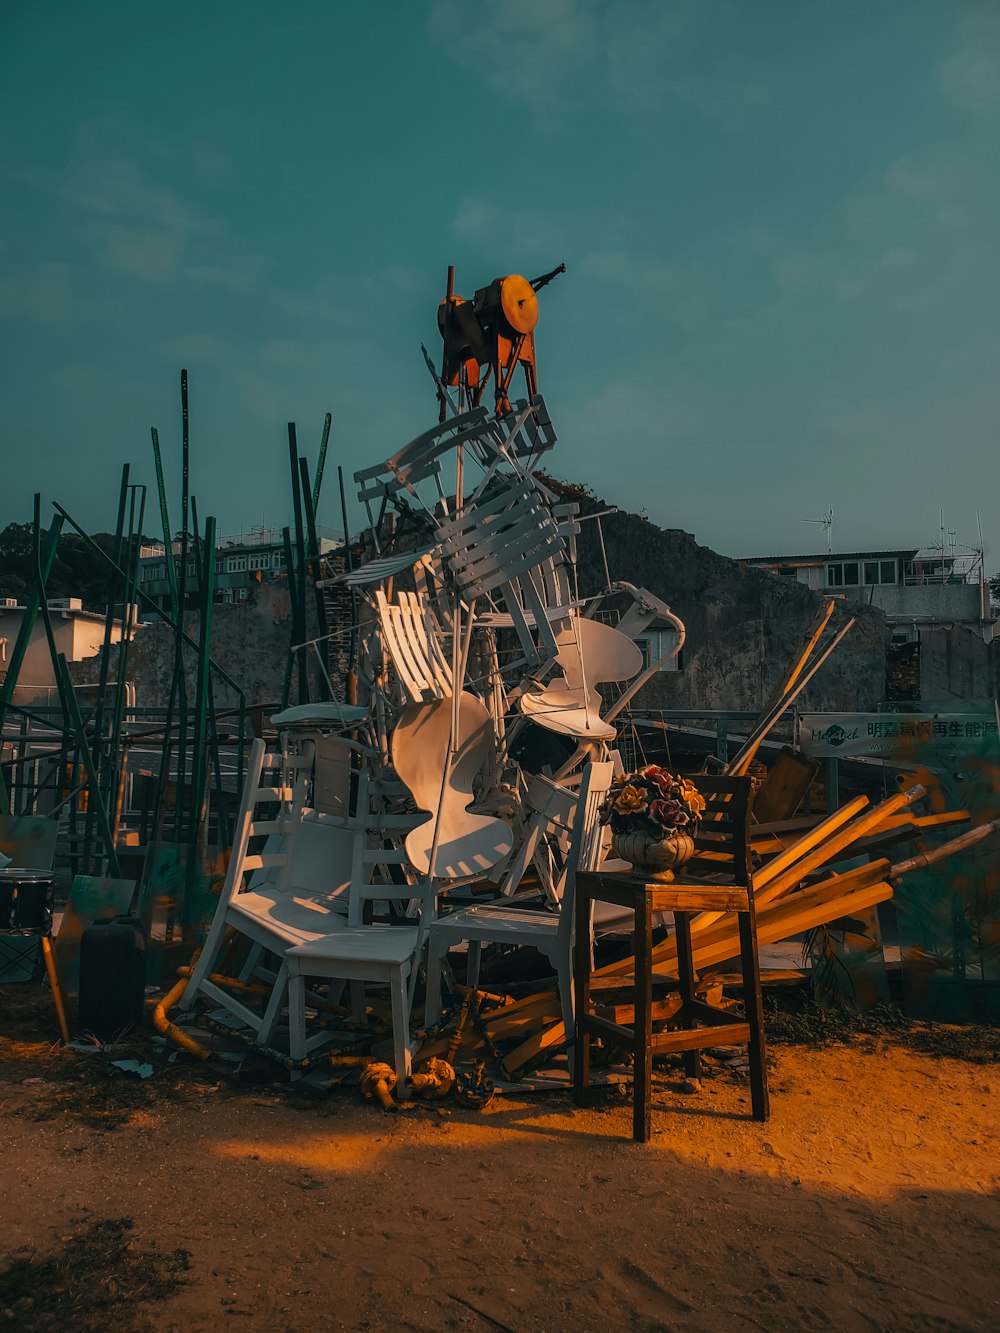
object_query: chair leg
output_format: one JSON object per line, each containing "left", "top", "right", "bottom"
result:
{"left": 738, "top": 908, "right": 770, "bottom": 1122}
{"left": 287, "top": 964, "right": 306, "bottom": 1066}
{"left": 423, "top": 937, "right": 444, "bottom": 1028}
{"left": 674, "top": 911, "right": 701, "bottom": 1082}
{"left": 573, "top": 869, "right": 593, "bottom": 1106}
{"left": 238, "top": 941, "right": 264, "bottom": 983}
{"left": 555, "top": 954, "right": 575, "bottom": 1080}
{"left": 177, "top": 911, "right": 230, "bottom": 1010}
{"left": 259, "top": 960, "right": 289, "bottom": 1044}
{"left": 467, "top": 939, "right": 483, "bottom": 992}
{"left": 349, "top": 979, "right": 366, "bottom": 1025}
{"left": 390, "top": 964, "right": 413, "bottom": 1088}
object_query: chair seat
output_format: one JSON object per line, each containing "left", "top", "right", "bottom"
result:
{"left": 286, "top": 925, "right": 420, "bottom": 968}
{"left": 229, "top": 890, "right": 349, "bottom": 947}
{"left": 519, "top": 686, "right": 617, "bottom": 740}
{"left": 433, "top": 902, "right": 560, "bottom": 942}
{"left": 270, "top": 701, "right": 370, "bottom": 727}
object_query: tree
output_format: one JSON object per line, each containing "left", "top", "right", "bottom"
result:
{"left": 0, "top": 520, "right": 148, "bottom": 612}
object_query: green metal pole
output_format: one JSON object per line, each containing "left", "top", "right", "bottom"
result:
{"left": 300, "top": 456, "right": 331, "bottom": 701}
{"left": 0, "top": 510, "right": 63, "bottom": 814}
{"left": 151, "top": 426, "right": 180, "bottom": 620}
{"left": 189, "top": 515, "right": 216, "bottom": 850}
{"left": 287, "top": 423, "right": 309, "bottom": 703}
{"left": 312, "top": 411, "right": 332, "bottom": 514}
{"left": 56, "top": 653, "right": 121, "bottom": 877}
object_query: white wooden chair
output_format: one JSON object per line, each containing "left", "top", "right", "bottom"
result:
{"left": 423, "top": 761, "right": 615, "bottom": 1045}
{"left": 178, "top": 740, "right": 356, "bottom": 1047}
{"left": 374, "top": 588, "right": 454, "bottom": 704}
{"left": 285, "top": 767, "right": 433, "bottom": 1086}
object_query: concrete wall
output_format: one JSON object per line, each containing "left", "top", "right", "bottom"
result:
{"left": 918, "top": 624, "right": 997, "bottom": 704}
{"left": 561, "top": 487, "right": 893, "bottom": 713}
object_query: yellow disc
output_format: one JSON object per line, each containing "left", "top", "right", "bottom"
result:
{"left": 500, "top": 274, "right": 539, "bottom": 334}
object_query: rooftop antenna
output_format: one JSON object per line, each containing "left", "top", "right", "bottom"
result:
{"left": 801, "top": 507, "right": 834, "bottom": 555}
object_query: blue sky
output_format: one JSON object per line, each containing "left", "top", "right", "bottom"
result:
{"left": 1, "top": 1, "right": 998, "bottom": 562}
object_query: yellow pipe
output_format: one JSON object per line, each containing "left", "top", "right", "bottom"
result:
{"left": 153, "top": 973, "right": 212, "bottom": 1061}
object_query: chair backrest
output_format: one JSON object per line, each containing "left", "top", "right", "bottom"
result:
{"left": 375, "top": 589, "right": 454, "bottom": 703}
{"left": 217, "top": 740, "right": 296, "bottom": 907}
{"left": 558, "top": 760, "right": 616, "bottom": 948}
{"left": 682, "top": 774, "right": 754, "bottom": 887}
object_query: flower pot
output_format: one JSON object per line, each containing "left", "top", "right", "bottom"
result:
{"left": 611, "top": 829, "right": 696, "bottom": 881}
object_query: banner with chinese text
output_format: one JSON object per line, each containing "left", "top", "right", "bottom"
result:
{"left": 799, "top": 712, "right": 999, "bottom": 758}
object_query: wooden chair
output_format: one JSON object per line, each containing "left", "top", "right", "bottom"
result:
{"left": 573, "top": 774, "right": 769, "bottom": 1141}
{"left": 284, "top": 768, "right": 433, "bottom": 1086}
{"left": 178, "top": 740, "right": 356, "bottom": 1047}
{"left": 423, "top": 762, "right": 615, "bottom": 1049}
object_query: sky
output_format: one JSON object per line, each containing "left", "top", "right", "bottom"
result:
{"left": 1, "top": 1, "right": 998, "bottom": 564}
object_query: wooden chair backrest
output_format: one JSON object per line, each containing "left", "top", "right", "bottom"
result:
{"left": 559, "top": 761, "right": 616, "bottom": 947}
{"left": 682, "top": 774, "right": 754, "bottom": 886}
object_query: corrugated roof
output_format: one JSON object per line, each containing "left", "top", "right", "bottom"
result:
{"left": 741, "top": 549, "right": 919, "bottom": 563}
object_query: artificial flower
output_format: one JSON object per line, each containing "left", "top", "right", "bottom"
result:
{"left": 614, "top": 784, "right": 648, "bottom": 815}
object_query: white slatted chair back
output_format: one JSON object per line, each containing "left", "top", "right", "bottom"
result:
{"left": 374, "top": 589, "right": 454, "bottom": 704}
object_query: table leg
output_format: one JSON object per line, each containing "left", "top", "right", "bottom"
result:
{"left": 674, "top": 911, "right": 701, "bottom": 1082}
{"left": 634, "top": 893, "right": 653, "bottom": 1143}
{"left": 573, "top": 876, "right": 592, "bottom": 1105}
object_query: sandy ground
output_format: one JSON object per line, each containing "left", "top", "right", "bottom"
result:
{"left": 1, "top": 1036, "right": 998, "bottom": 1332}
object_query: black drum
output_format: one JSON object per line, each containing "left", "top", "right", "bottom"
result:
{"left": 0, "top": 868, "right": 56, "bottom": 934}
{"left": 0, "top": 881, "right": 14, "bottom": 930}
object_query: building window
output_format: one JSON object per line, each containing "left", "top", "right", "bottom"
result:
{"left": 634, "top": 629, "right": 682, "bottom": 673}
{"left": 864, "top": 560, "right": 898, "bottom": 586}
{"left": 226, "top": 555, "right": 247, "bottom": 573}
{"left": 828, "top": 562, "right": 860, "bottom": 587}
{"left": 248, "top": 553, "right": 269, "bottom": 571}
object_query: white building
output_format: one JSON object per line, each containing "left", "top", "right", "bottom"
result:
{"left": 741, "top": 546, "right": 994, "bottom": 644}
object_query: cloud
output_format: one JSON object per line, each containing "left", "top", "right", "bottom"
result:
{"left": 10, "top": 138, "right": 259, "bottom": 293}
{"left": 940, "top": 41, "right": 1000, "bottom": 112}
{"left": 0, "top": 262, "right": 116, "bottom": 325}
{"left": 452, "top": 196, "right": 560, "bottom": 254}
{"left": 427, "top": 0, "right": 765, "bottom": 119}
{"left": 157, "top": 332, "right": 232, "bottom": 364}
{"left": 91, "top": 220, "right": 188, "bottom": 283}
{"left": 427, "top": 0, "right": 599, "bottom": 105}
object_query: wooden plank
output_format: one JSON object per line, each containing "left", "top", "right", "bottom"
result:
{"left": 648, "top": 884, "right": 750, "bottom": 913}
{"left": 579, "top": 1013, "right": 635, "bottom": 1047}
{"left": 596, "top": 995, "right": 683, "bottom": 1026}
{"left": 673, "top": 880, "right": 896, "bottom": 977}
{"left": 751, "top": 747, "right": 819, "bottom": 822}
{"left": 597, "top": 859, "right": 890, "bottom": 980}
{"left": 503, "top": 1018, "right": 568, "bottom": 1074}
{"left": 650, "top": 1021, "right": 750, "bottom": 1054}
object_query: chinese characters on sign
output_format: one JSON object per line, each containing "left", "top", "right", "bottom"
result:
{"left": 799, "top": 713, "right": 1000, "bottom": 758}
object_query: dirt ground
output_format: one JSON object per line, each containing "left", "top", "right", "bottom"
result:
{"left": 1, "top": 989, "right": 998, "bottom": 1332}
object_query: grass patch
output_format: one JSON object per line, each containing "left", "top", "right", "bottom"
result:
{"left": 0, "top": 1217, "right": 190, "bottom": 1331}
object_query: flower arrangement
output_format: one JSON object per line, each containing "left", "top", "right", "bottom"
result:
{"left": 600, "top": 765, "right": 706, "bottom": 839}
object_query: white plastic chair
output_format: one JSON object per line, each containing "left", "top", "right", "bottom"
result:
{"left": 519, "top": 614, "right": 643, "bottom": 740}
{"left": 423, "top": 761, "right": 615, "bottom": 1044}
